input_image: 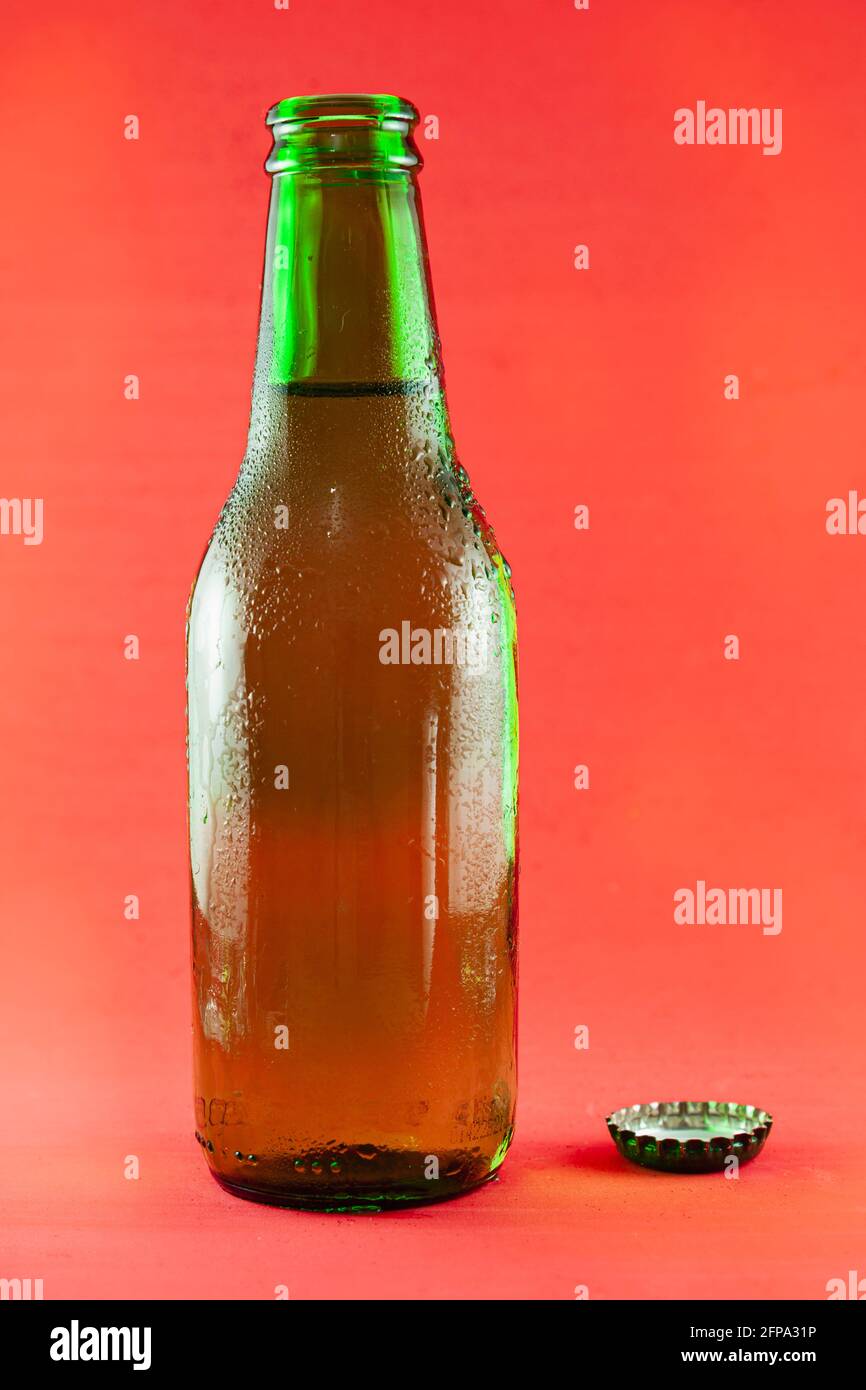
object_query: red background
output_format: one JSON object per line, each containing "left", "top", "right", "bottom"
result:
{"left": 2, "top": 0, "right": 865, "bottom": 1299}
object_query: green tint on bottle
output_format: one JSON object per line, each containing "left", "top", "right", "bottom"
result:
{"left": 260, "top": 94, "right": 438, "bottom": 390}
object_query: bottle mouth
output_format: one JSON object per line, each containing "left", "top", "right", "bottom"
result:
{"left": 266, "top": 94, "right": 421, "bottom": 175}
{"left": 266, "top": 93, "right": 419, "bottom": 133}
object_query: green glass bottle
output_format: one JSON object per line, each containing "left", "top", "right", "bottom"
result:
{"left": 186, "top": 95, "right": 519, "bottom": 1210}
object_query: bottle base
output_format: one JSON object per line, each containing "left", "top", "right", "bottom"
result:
{"left": 200, "top": 1136, "right": 513, "bottom": 1213}
{"left": 208, "top": 1166, "right": 501, "bottom": 1212}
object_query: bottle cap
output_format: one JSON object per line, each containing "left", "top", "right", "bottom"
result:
{"left": 606, "top": 1100, "right": 773, "bottom": 1173}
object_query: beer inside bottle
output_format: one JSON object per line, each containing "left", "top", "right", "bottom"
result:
{"left": 186, "top": 95, "right": 518, "bottom": 1210}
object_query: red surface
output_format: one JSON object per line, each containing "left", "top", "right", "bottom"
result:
{"left": 2, "top": 0, "right": 865, "bottom": 1299}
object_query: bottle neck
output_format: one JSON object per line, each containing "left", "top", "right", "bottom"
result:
{"left": 250, "top": 169, "right": 443, "bottom": 414}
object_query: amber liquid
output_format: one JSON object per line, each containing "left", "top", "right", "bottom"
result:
{"left": 187, "top": 382, "right": 518, "bottom": 1209}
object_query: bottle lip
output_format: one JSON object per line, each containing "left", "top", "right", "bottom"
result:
{"left": 266, "top": 93, "right": 418, "bottom": 131}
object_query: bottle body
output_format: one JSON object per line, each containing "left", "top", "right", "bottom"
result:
{"left": 186, "top": 97, "right": 518, "bottom": 1210}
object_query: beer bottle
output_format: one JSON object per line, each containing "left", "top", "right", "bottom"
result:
{"left": 186, "top": 95, "right": 518, "bottom": 1210}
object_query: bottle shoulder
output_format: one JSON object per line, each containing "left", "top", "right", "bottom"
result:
{"left": 195, "top": 445, "right": 511, "bottom": 586}
{"left": 188, "top": 456, "right": 516, "bottom": 659}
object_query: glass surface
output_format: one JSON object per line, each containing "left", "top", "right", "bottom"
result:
{"left": 186, "top": 95, "right": 519, "bottom": 1210}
